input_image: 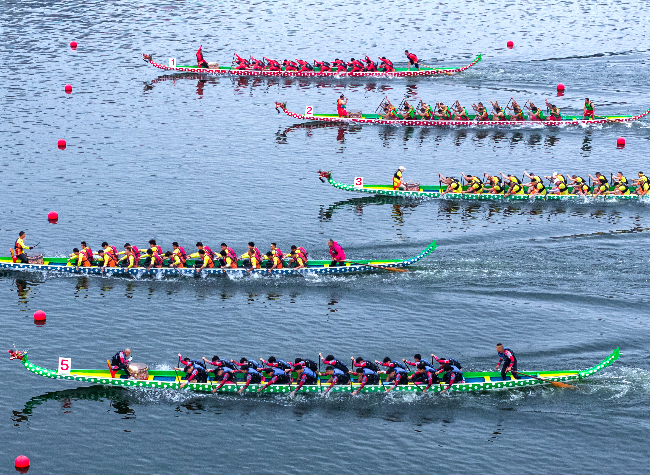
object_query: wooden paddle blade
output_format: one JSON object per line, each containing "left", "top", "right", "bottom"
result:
{"left": 383, "top": 267, "right": 408, "bottom": 272}
{"left": 550, "top": 381, "right": 578, "bottom": 389}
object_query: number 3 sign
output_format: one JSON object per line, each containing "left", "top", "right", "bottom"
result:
{"left": 354, "top": 177, "right": 364, "bottom": 188}
{"left": 305, "top": 105, "right": 314, "bottom": 116}
{"left": 58, "top": 357, "right": 71, "bottom": 375}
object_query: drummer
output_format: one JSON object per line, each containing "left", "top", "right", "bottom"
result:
{"left": 393, "top": 166, "right": 406, "bottom": 190}
{"left": 14, "top": 231, "right": 31, "bottom": 264}
{"left": 107, "top": 348, "right": 132, "bottom": 377}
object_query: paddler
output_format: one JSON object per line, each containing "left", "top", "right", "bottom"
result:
{"left": 363, "top": 55, "right": 378, "bottom": 72}
{"left": 461, "top": 173, "right": 483, "bottom": 194}
{"left": 327, "top": 239, "right": 346, "bottom": 266}
{"left": 437, "top": 363, "right": 464, "bottom": 394}
{"left": 588, "top": 172, "right": 609, "bottom": 196}
{"left": 393, "top": 166, "right": 406, "bottom": 190}
{"left": 288, "top": 245, "right": 308, "bottom": 267}
{"left": 288, "top": 249, "right": 306, "bottom": 269}
{"left": 409, "top": 362, "right": 439, "bottom": 393}
{"left": 295, "top": 58, "right": 314, "bottom": 72}
{"left": 282, "top": 59, "right": 299, "bottom": 71}
{"left": 507, "top": 98, "right": 525, "bottom": 121}
{"left": 381, "top": 97, "right": 401, "bottom": 119}
{"left": 238, "top": 363, "right": 263, "bottom": 395}
{"left": 196, "top": 45, "right": 208, "bottom": 68}
{"left": 219, "top": 243, "right": 238, "bottom": 268}
{"left": 500, "top": 172, "right": 525, "bottom": 196}
{"left": 336, "top": 94, "right": 348, "bottom": 117}
{"left": 610, "top": 172, "right": 630, "bottom": 195}
{"left": 490, "top": 100, "right": 506, "bottom": 121}
{"left": 471, "top": 102, "right": 489, "bottom": 121}
{"left": 377, "top": 356, "right": 409, "bottom": 372}
{"left": 431, "top": 354, "right": 463, "bottom": 371}
{"left": 383, "top": 366, "right": 409, "bottom": 392}
{"left": 347, "top": 58, "right": 365, "bottom": 73}
{"left": 232, "top": 357, "right": 262, "bottom": 371}
{"left": 401, "top": 99, "right": 418, "bottom": 120}
{"left": 240, "top": 242, "right": 262, "bottom": 269}
{"left": 164, "top": 251, "right": 183, "bottom": 268}
{"left": 583, "top": 98, "right": 595, "bottom": 119}
{"left": 13, "top": 231, "right": 31, "bottom": 264}
{"left": 189, "top": 242, "right": 216, "bottom": 268}
{"left": 523, "top": 171, "right": 546, "bottom": 196}
{"left": 319, "top": 353, "right": 350, "bottom": 375}
{"left": 175, "top": 363, "right": 208, "bottom": 388}
{"left": 195, "top": 249, "right": 215, "bottom": 272}
{"left": 148, "top": 239, "right": 163, "bottom": 256}
{"left": 404, "top": 50, "right": 419, "bottom": 71}
{"left": 547, "top": 173, "right": 569, "bottom": 195}
{"left": 264, "top": 57, "right": 282, "bottom": 71}
{"left": 264, "top": 251, "right": 283, "bottom": 270}
{"left": 107, "top": 348, "right": 131, "bottom": 378}
{"left": 178, "top": 354, "right": 206, "bottom": 370}
{"left": 418, "top": 99, "right": 435, "bottom": 120}
{"left": 144, "top": 248, "right": 162, "bottom": 271}
{"left": 351, "top": 356, "right": 380, "bottom": 372}
{"left": 496, "top": 343, "right": 520, "bottom": 381}
{"left": 97, "top": 249, "right": 118, "bottom": 268}
{"left": 434, "top": 102, "right": 452, "bottom": 120}
{"left": 633, "top": 172, "right": 649, "bottom": 196}
{"left": 258, "top": 367, "right": 290, "bottom": 392}
{"left": 439, "top": 173, "right": 463, "bottom": 194}
{"left": 211, "top": 367, "right": 238, "bottom": 393}
{"left": 332, "top": 58, "right": 348, "bottom": 73}
{"left": 172, "top": 242, "right": 187, "bottom": 266}
{"left": 545, "top": 99, "right": 562, "bottom": 121}
{"left": 322, "top": 365, "right": 351, "bottom": 394}
{"left": 378, "top": 56, "right": 395, "bottom": 72}
{"left": 351, "top": 366, "right": 381, "bottom": 395}
{"left": 250, "top": 56, "right": 266, "bottom": 70}
{"left": 452, "top": 101, "right": 470, "bottom": 120}
{"left": 484, "top": 174, "right": 505, "bottom": 194}
{"left": 403, "top": 354, "right": 436, "bottom": 372}
{"left": 69, "top": 248, "right": 91, "bottom": 267}
{"left": 261, "top": 356, "right": 292, "bottom": 370}
{"left": 118, "top": 246, "right": 137, "bottom": 269}
{"left": 525, "top": 101, "right": 545, "bottom": 121}
{"left": 80, "top": 241, "right": 93, "bottom": 263}
{"left": 290, "top": 363, "right": 320, "bottom": 395}
{"left": 313, "top": 60, "right": 332, "bottom": 73}
{"left": 117, "top": 243, "right": 141, "bottom": 266}
{"left": 568, "top": 175, "right": 590, "bottom": 195}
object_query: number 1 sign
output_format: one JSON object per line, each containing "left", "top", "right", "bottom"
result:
{"left": 169, "top": 58, "right": 177, "bottom": 68}
{"left": 354, "top": 177, "right": 364, "bottom": 189}
{"left": 58, "top": 357, "right": 71, "bottom": 375}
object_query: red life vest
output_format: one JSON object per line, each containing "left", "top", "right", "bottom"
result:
{"left": 407, "top": 53, "right": 418, "bottom": 63}
{"left": 153, "top": 253, "right": 163, "bottom": 267}
{"left": 272, "top": 248, "right": 283, "bottom": 260}
{"left": 226, "top": 247, "right": 237, "bottom": 263}
{"left": 14, "top": 239, "right": 23, "bottom": 254}
{"left": 252, "top": 247, "right": 262, "bottom": 262}
{"left": 178, "top": 246, "right": 187, "bottom": 264}
{"left": 131, "top": 246, "right": 141, "bottom": 262}
{"left": 196, "top": 48, "right": 205, "bottom": 65}
{"left": 82, "top": 247, "right": 93, "bottom": 261}
{"left": 298, "top": 247, "right": 308, "bottom": 260}
{"left": 203, "top": 246, "right": 215, "bottom": 260}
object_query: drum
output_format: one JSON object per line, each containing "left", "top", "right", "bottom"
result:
{"left": 208, "top": 62, "right": 220, "bottom": 68}
{"left": 127, "top": 363, "right": 149, "bottom": 380}
{"left": 404, "top": 182, "right": 420, "bottom": 191}
{"left": 348, "top": 110, "right": 362, "bottom": 118}
{"left": 26, "top": 253, "right": 44, "bottom": 264}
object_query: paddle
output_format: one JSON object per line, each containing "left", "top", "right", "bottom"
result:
{"left": 513, "top": 371, "right": 577, "bottom": 389}
{"left": 31, "top": 242, "right": 40, "bottom": 250}
{"left": 350, "top": 261, "right": 408, "bottom": 272}
{"left": 174, "top": 356, "right": 182, "bottom": 389}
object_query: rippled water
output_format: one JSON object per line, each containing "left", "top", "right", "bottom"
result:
{"left": 1, "top": 0, "right": 650, "bottom": 473}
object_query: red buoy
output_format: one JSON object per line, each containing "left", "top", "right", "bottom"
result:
{"left": 14, "top": 455, "right": 30, "bottom": 470}
{"left": 70, "top": 41, "right": 77, "bottom": 50}
{"left": 34, "top": 310, "right": 46, "bottom": 321}
{"left": 617, "top": 137, "right": 626, "bottom": 148}
{"left": 64, "top": 84, "right": 72, "bottom": 93}
{"left": 57, "top": 139, "right": 66, "bottom": 150}
{"left": 506, "top": 40, "right": 514, "bottom": 49}
{"left": 48, "top": 211, "right": 59, "bottom": 221}
{"left": 557, "top": 83, "right": 565, "bottom": 91}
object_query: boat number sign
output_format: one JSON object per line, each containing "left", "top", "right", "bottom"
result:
{"left": 305, "top": 105, "right": 314, "bottom": 116}
{"left": 58, "top": 357, "right": 71, "bottom": 375}
{"left": 354, "top": 177, "right": 363, "bottom": 188}
{"left": 169, "top": 58, "right": 176, "bottom": 68}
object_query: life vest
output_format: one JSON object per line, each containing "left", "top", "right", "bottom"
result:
{"left": 196, "top": 48, "right": 206, "bottom": 65}
{"left": 203, "top": 254, "right": 215, "bottom": 268}
{"left": 82, "top": 247, "right": 93, "bottom": 261}
{"left": 358, "top": 359, "right": 379, "bottom": 372}
{"left": 585, "top": 101, "right": 593, "bottom": 111}
{"left": 131, "top": 246, "right": 141, "bottom": 262}
{"left": 498, "top": 349, "right": 516, "bottom": 363}
{"left": 268, "top": 367, "right": 290, "bottom": 383}
{"left": 301, "top": 359, "right": 318, "bottom": 372}
{"left": 246, "top": 368, "right": 262, "bottom": 384}
{"left": 618, "top": 184, "right": 630, "bottom": 195}
{"left": 510, "top": 176, "right": 521, "bottom": 185}
{"left": 78, "top": 253, "right": 90, "bottom": 267}
{"left": 331, "top": 359, "right": 350, "bottom": 374}
{"left": 300, "top": 366, "right": 319, "bottom": 383}
{"left": 336, "top": 98, "right": 346, "bottom": 110}
{"left": 111, "top": 351, "right": 126, "bottom": 367}
{"left": 359, "top": 368, "right": 380, "bottom": 385}
{"left": 104, "top": 251, "right": 117, "bottom": 267}
{"left": 470, "top": 177, "right": 483, "bottom": 192}
{"left": 393, "top": 170, "right": 403, "bottom": 188}
{"left": 406, "top": 53, "right": 418, "bottom": 63}
{"left": 390, "top": 360, "right": 408, "bottom": 371}
{"left": 175, "top": 247, "right": 187, "bottom": 264}
{"left": 203, "top": 246, "right": 215, "bottom": 260}
{"left": 295, "top": 247, "right": 308, "bottom": 261}
{"left": 557, "top": 182, "right": 568, "bottom": 195}
{"left": 450, "top": 180, "right": 462, "bottom": 192}
{"left": 535, "top": 181, "right": 547, "bottom": 195}
{"left": 217, "top": 359, "right": 236, "bottom": 370}
{"left": 272, "top": 248, "right": 283, "bottom": 260}
{"left": 14, "top": 239, "right": 25, "bottom": 255}
{"left": 224, "top": 247, "right": 237, "bottom": 263}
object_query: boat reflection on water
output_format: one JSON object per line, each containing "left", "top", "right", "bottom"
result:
{"left": 143, "top": 74, "right": 221, "bottom": 94}
{"left": 276, "top": 122, "right": 363, "bottom": 144}
{"left": 319, "top": 196, "right": 422, "bottom": 224}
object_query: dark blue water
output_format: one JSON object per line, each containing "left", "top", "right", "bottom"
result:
{"left": 1, "top": 0, "right": 649, "bottom": 473}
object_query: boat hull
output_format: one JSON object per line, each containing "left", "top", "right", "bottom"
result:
{"left": 0, "top": 242, "right": 436, "bottom": 277}
{"left": 9, "top": 348, "right": 619, "bottom": 394}
{"left": 143, "top": 54, "right": 481, "bottom": 78}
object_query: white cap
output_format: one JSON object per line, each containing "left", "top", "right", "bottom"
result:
{"left": 552, "top": 172, "right": 558, "bottom": 177}
{"left": 399, "top": 166, "right": 405, "bottom": 170}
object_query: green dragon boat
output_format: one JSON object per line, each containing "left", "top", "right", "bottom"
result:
{"left": 8, "top": 348, "right": 618, "bottom": 395}
{"left": 319, "top": 171, "right": 647, "bottom": 202}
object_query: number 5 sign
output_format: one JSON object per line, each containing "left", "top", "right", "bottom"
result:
{"left": 305, "top": 105, "right": 314, "bottom": 116}
{"left": 58, "top": 357, "right": 71, "bottom": 375}
{"left": 354, "top": 177, "right": 364, "bottom": 188}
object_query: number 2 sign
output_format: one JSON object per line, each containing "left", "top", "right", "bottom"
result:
{"left": 169, "top": 58, "right": 176, "bottom": 68}
{"left": 354, "top": 177, "right": 364, "bottom": 188}
{"left": 58, "top": 357, "right": 71, "bottom": 375}
{"left": 305, "top": 105, "right": 314, "bottom": 116}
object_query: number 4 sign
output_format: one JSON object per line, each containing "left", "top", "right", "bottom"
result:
{"left": 305, "top": 105, "right": 314, "bottom": 116}
{"left": 58, "top": 357, "right": 71, "bottom": 375}
{"left": 354, "top": 177, "right": 364, "bottom": 188}
{"left": 169, "top": 58, "right": 177, "bottom": 68}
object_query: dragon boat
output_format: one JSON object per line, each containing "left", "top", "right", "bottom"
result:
{"left": 8, "top": 348, "right": 619, "bottom": 395}
{"left": 319, "top": 172, "right": 647, "bottom": 202}
{"left": 142, "top": 54, "right": 481, "bottom": 78}
{"left": 0, "top": 242, "right": 435, "bottom": 277}
{"left": 277, "top": 103, "right": 650, "bottom": 126}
